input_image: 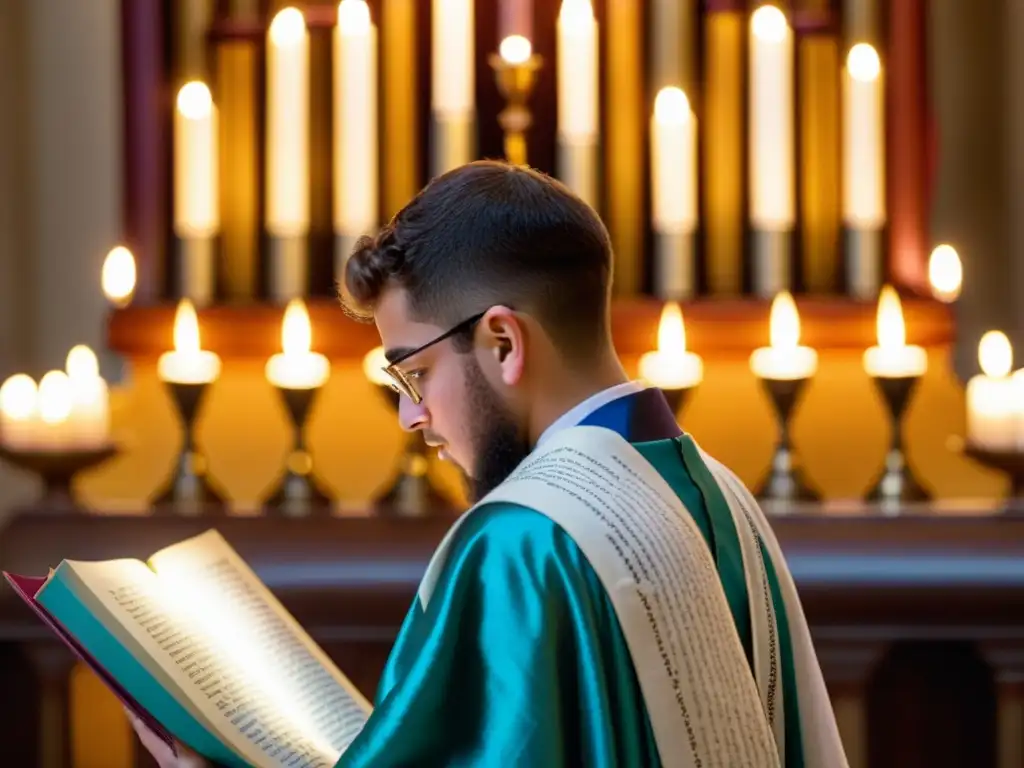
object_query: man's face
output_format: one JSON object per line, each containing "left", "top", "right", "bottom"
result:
{"left": 374, "top": 289, "right": 531, "bottom": 502}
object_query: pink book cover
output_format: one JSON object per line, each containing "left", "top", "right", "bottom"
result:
{"left": 3, "top": 571, "right": 175, "bottom": 749}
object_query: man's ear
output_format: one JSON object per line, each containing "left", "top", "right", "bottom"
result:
{"left": 479, "top": 305, "right": 525, "bottom": 386}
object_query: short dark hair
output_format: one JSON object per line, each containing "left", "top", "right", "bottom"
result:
{"left": 340, "top": 160, "right": 614, "bottom": 361}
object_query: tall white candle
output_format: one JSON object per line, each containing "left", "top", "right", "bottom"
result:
{"left": 651, "top": 87, "right": 697, "bottom": 234}
{"left": 966, "top": 331, "right": 1021, "bottom": 450}
{"left": 749, "top": 4, "right": 794, "bottom": 229}
{"left": 556, "top": 0, "right": 598, "bottom": 206}
{"left": 333, "top": 0, "right": 378, "bottom": 238}
{"left": 173, "top": 81, "right": 219, "bottom": 238}
{"left": 431, "top": 0, "right": 474, "bottom": 117}
{"left": 0, "top": 374, "right": 40, "bottom": 451}
{"left": 842, "top": 43, "right": 884, "bottom": 228}
{"left": 65, "top": 345, "right": 110, "bottom": 449}
{"left": 267, "top": 7, "right": 310, "bottom": 236}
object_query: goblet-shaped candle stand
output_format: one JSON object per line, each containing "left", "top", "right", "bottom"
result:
{"left": 750, "top": 292, "right": 820, "bottom": 505}
{"left": 862, "top": 287, "right": 931, "bottom": 509}
{"left": 489, "top": 36, "right": 542, "bottom": 166}
{"left": 152, "top": 300, "right": 227, "bottom": 516}
{"left": 0, "top": 443, "right": 119, "bottom": 514}
{"left": 364, "top": 348, "right": 451, "bottom": 518}
{"left": 963, "top": 445, "right": 1024, "bottom": 514}
{"left": 262, "top": 300, "right": 334, "bottom": 518}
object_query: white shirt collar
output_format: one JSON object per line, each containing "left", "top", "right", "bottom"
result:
{"left": 536, "top": 380, "right": 648, "bottom": 447}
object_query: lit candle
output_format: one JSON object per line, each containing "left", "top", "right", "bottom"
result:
{"left": 500, "top": 0, "right": 532, "bottom": 41}
{"left": 265, "top": 299, "right": 330, "bottom": 389}
{"left": 966, "top": 331, "right": 1021, "bottom": 450}
{"left": 334, "top": 0, "right": 378, "bottom": 242}
{"left": 556, "top": 0, "right": 598, "bottom": 207}
{"left": 157, "top": 299, "right": 222, "bottom": 385}
{"left": 928, "top": 244, "right": 963, "bottom": 303}
{"left": 750, "top": 291, "right": 818, "bottom": 380}
{"left": 65, "top": 345, "right": 110, "bottom": 449}
{"left": 651, "top": 87, "right": 697, "bottom": 235}
{"left": 266, "top": 7, "right": 309, "bottom": 237}
{"left": 37, "top": 371, "right": 74, "bottom": 451}
{"left": 102, "top": 246, "right": 137, "bottom": 308}
{"left": 362, "top": 345, "right": 393, "bottom": 387}
{"left": 842, "top": 43, "right": 884, "bottom": 228}
{"left": 0, "top": 374, "right": 40, "bottom": 451}
{"left": 174, "top": 81, "right": 219, "bottom": 238}
{"left": 431, "top": 0, "right": 474, "bottom": 173}
{"left": 749, "top": 4, "right": 794, "bottom": 230}
{"left": 638, "top": 302, "right": 703, "bottom": 390}
{"left": 862, "top": 285, "right": 928, "bottom": 378}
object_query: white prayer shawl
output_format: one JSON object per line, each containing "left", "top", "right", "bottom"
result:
{"left": 419, "top": 426, "right": 848, "bottom": 768}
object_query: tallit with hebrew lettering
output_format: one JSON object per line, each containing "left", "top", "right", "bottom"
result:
{"left": 418, "top": 426, "right": 848, "bottom": 767}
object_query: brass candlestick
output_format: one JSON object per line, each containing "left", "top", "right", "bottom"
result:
{"left": 263, "top": 385, "right": 334, "bottom": 518}
{"left": 0, "top": 444, "right": 119, "bottom": 513}
{"left": 962, "top": 444, "right": 1024, "bottom": 514}
{"left": 866, "top": 374, "right": 930, "bottom": 508}
{"left": 489, "top": 50, "right": 543, "bottom": 166}
{"left": 757, "top": 376, "right": 820, "bottom": 504}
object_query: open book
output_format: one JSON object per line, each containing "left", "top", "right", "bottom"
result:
{"left": 3, "top": 529, "right": 371, "bottom": 768}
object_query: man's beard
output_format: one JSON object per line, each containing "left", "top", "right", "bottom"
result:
{"left": 460, "top": 355, "right": 531, "bottom": 503}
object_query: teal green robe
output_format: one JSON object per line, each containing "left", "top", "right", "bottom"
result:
{"left": 338, "top": 436, "right": 804, "bottom": 767}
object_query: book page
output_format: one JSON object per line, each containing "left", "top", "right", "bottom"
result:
{"left": 148, "top": 531, "right": 370, "bottom": 754}
{"left": 61, "top": 558, "right": 342, "bottom": 768}
{"left": 438, "top": 426, "right": 781, "bottom": 768}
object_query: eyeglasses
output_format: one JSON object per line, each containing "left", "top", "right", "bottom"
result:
{"left": 382, "top": 311, "right": 486, "bottom": 404}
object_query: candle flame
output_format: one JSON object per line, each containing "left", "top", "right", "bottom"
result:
{"left": 928, "top": 244, "right": 962, "bottom": 302}
{"left": 362, "top": 346, "right": 392, "bottom": 386}
{"left": 653, "top": 87, "right": 691, "bottom": 124}
{"left": 269, "top": 7, "right": 307, "bottom": 47}
{"left": 769, "top": 291, "right": 801, "bottom": 349}
{"left": 656, "top": 302, "right": 687, "bottom": 355}
{"left": 338, "top": 0, "right": 371, "bottom": 33}
{"left": 37, "top": 371, "right": 72, "bottom": 424}
{"left": 559, "top": 0, "right": 594, "bottom": 27}
{"left": 499, "top": 35, "right": 532, "bottom": 64}
{"left": 66, "top": 345, "right": 99, "bottom": 382}
{"left": 978, "top": 330, "right": 1012, "bottom": 378}
{"left": 751, "top": 5, "right": 788, "bottom": 43}
{"left": 0, "top": 374, "right": 37, "bottom": 419}
{"left": 102, "top": 246, "right": 136, "bottom": 306}
{"left": 173, "top": 299, "right": 202, "bottom": 354}
{"left": 282, "top": 299, "right": 312, "bottom": 355}
{"left": 846, "top": 43, "right": 881, "bottom": 83}
{"left": 876, "top": 285, "right": 906, "bottom": 349}
{"left": 176, "top": 81, "right": 213, "bottom": 120}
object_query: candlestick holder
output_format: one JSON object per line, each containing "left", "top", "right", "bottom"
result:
{"left": 0, "top": 443, "right": 118, "bottom": 513}
{"left": 756, "top": 376, "right": 820, "bottom": 503}
{"left": 263, "top": 385, "right": 334, "bottom": 518}
{"left": 866, "top": 374, "right": 930, "bottom": 506}
{"left": 963, "top": 444, "right": 1024, "bottom": 514}
{"left": 489, "top": 52, "right": 543, "bottom": 166}
{"left": 373, "top": 385, "right": 452, "bottom": 517}
{"left": 152, "top": 381, "right": 226, "bottom": 516}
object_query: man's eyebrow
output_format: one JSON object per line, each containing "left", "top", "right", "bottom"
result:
{"left": 383, "top": 347, "right": 415, "bottom": 364}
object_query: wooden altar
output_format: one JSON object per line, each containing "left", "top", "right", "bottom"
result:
{"left": 1, "top": 507, "right": 1023, "bottom": 768}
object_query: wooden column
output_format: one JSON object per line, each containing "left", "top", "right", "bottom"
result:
{"left": 887, "top": 0, "right": 930, "bottom": 293}
{"left": 25, "top": 641, "right": 76, "bottom": 768}
{"left": 817, "top": 639, "right": 887, "bottom": 768}
{"left": 121, "top": 0, "right": 168, "bottom": 303}
{"left": 1005, "top": 0, "right": 1024, "bottom": 354}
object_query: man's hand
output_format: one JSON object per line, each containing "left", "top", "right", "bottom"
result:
{"left": 125, "top": 709, "right": 211, "bottom": 768}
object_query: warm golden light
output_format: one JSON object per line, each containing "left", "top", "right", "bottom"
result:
{"left": 499, "top": 34, "right": 532, "bottom": 64}
{"left": 37, "top": 371, "right": 72, "bottom": 425}
{"left": 559, "top": 0, "right": 594, "bottom": 27}
{"left": 979, "top": 330, "right": 1012, "bottom": 378}
{"left": 751, "top": 4, "right": 787, "bottom": 42}
{"left": 656, "top": 302, "right": 687, "bottom": 354}
{"left": 876, "top": 285, "right": 906, "bottom": 349}
{"left": 101, "top": 246, "right": 136, "bottom": 306}
{"left": 176, "top": 81, "right": 213, "bottom": 120}
{"left": 928, "top": 244, "right": 962, "bottom": 303}
{"left": 846, "top": 43, "right": 881, "bottom": 82}
{"left": 0, "top": 374, "right": 37, "bottom": 421}
{"left": 173, "top": 299, "right": 201, "bottom": 353}
{"left": 66, "top": 345, "right": 99, "bottom": 382}
{"left": 654, "top": 87, "right": 690, "bottom": 124}
{"left": 269, "top": 7, "right": 306, "bottom": 46}
{"left": 338, "top": 0, "right": 371, "bottom": 32}
{"left": 281, "top": 299, "right": 312, "bottom": 356}
{"left": 768, "top": 291, "right": 801, "bottom": 349}
{"left": 158, "top": 300, "right": 221, "bottom": 384}
{"left": 362, "top": 346, "right": 392, "bottom": 387}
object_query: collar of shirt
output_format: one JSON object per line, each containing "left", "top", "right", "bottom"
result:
{"left": 536, "top": 380, "right": 648, "bottom": 447}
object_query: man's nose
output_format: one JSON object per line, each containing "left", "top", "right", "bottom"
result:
{"left": 397, "top": 394, "right": 429, "bottom": 432}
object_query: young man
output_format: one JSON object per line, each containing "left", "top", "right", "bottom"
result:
{"left": 131, "top": 161, "right": 846, "bottom": 767}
